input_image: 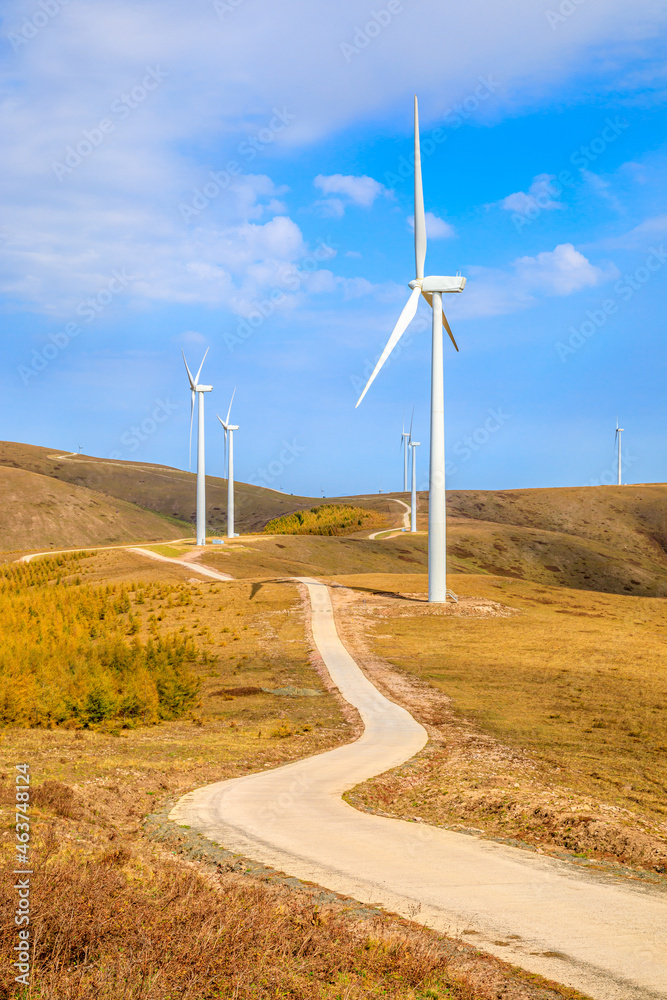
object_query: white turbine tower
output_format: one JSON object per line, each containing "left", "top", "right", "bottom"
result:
{"left": 615, "top": 418, "right": 624, "bottom": 486}
{"left": 401, "top": 408, "right": 414, "bottom": 492}
{"left": 183, "top": 348, "right": 212, "bottom": 546}
{"left": 356, "top": 96, "right": 466, "bottom": 602}
{"left": 217, "top": 389, "right": 238, "bottom": 539}
{"left": 409, "top": 438, "right": 420, "bottom": 533}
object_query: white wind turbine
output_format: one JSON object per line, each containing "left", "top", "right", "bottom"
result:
{"left": 356, "top": 95, "right": 466, "bottom": 602}
{"left": 409, "top": 437, "right": 420, "bottom": 533}
{"left": 400, "top": 408, "right": 414, "bottom": 492}
{"left": 615, "top": 418, "right": 624, "bottom": 486}
{"left": 217, "top": 389, "right": 239, "bottom": 539}
{"left": 182, "top": 348, "right": 212, "bottom": 546}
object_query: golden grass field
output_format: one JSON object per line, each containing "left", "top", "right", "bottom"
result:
{"left": 329, "top": 571, "right": 667, "bottom": 870}
{"left": 0, "top": 548, "right": 586, "bottom": 1000}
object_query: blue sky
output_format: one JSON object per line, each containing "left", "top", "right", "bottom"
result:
{"left": 1, "top": 0, "right": 666, "bottom": 496}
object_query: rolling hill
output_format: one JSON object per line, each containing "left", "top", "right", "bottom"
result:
{"left": 1, "top": 440, "right": 665, "bottom": 597}
{"left": 0, "top": 465, "right": 188, "bottom": 552}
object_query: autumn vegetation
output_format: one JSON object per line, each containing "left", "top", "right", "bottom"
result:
{"left": 264, "top": 504, "right": 386, "bottom": 536}
{"left": 0, "top": 554, "right": 200, "bottom": 728}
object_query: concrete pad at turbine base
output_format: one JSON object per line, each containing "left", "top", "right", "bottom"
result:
{"left": 170, "top": 579, "right": 667, "bottom": 1000}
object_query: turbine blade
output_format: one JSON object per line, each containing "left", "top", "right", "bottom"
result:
{"left": 225, "top": 387, "right": 236, "bottom": 427}
{"left": 194, "top": 346, "right": 209, "bottom": 385}
{"left": 216, "top": 413, "right": 229, "bottom": 468}
{"left": 355, "top": 286, "right": 421, "bottom": 408}
{"left": 442, "top": 307, "right": 459, "bottom": 352}
{"left": 188, "top": 390, "right": 195, "bottom": 470}
{"left": 421, "top": 291, "right": 459, "bottom": 351}
{"left": 409, "top": 406, "right": 414, "bottom": 441}
{"left": 414, "top": 95, "right": 427, "bottom": 280}
{"left": 182, "top": 350, "right": 195, "bottom": 390}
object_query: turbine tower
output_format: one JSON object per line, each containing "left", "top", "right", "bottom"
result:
{"left": 217, "top": 389, "right": 238, "bottom": 539}
{"left": 401, "top": 408, "right": 414, "bottom": 492}
{"left": 409, "top": 438, "right": 420, "bottom": 533}
{"left": 356, "top": 96, "right": 466, "bottom": 602}
{"left": 183, "top": 348, "right": 212, "bottom": 546}
{"left": 615, "top": 418, "right": 624, "bottom": 486}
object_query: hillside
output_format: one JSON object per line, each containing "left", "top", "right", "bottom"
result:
{"left": 0, "top": 466, "right": 188, "bottom": 552}
{"left": 444, "top": 485, "right": 667, "bottom": 597}
{"left": 1, "top": 441, "right": 665, "bottom": 598}
{"left": 0, "top": 440, "right": 395, "bottom": 537}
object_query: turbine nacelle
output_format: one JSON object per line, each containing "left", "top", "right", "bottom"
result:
{"left": 194, "top": 384, "right": 213, "bottom": 392}
{"left": 409, "top": 276, "right": 466, "bottom": 293}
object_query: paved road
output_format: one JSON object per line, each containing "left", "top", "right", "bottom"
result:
{"left": 368, "top": 497, "right": 411, "bottom": 539}
{"left": 130, "top": 546, "right": 233, "bottom": 581}
{"left": 171, "top": 578, "right": 667, "bottom": 1000}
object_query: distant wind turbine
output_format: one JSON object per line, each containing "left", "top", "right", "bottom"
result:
{"left": 615, "top": 418, "right": 624, "bottom": 486}
{"left": 355, "top": 96, "right": 466, "bottom": 602}
{"left": 401, "top": 409, "right": 414, "bottom": 492}
{"left": 409, "top": 438, "right": 420, "bottom": 533}
{"left": 183, "top": 348, "right": 212, "bottom": 546}
{"left": 217, "top": 389, "right": 238, "bottom": 539}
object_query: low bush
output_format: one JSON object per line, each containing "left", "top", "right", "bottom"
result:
{"left": 264, "top": 504, "right": 385, "bottom": 536}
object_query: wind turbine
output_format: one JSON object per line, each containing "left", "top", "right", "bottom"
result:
{"left": 401, "top": 408, "right": 414, "bottom": 492}
{"left": 182, "top": 348, "right": 212, "bottom": 546}
{"left": 217, "top": 389, "right": 238, "bottom": 539}
{"left": 409, "top": 438, "right": 420, "bottom": 533}
{"left": 355, "top": 96, "right": 466, "bottom": 602}
{"left": 615, "top": 418, "right": 624, "bottom": 486}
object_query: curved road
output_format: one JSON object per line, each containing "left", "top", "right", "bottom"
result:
{"left": 368, "top": 497, "right": 411, "bottom": 539}
{"left": 171, "top": 578, "right": 667, "bottom": 1000}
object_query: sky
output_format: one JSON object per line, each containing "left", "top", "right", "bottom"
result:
{"left": 1, "top": 0, "right": 666, "bottom": 497}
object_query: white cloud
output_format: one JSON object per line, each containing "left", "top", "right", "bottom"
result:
{"left": 313, "top": 173, "right": 389, "bottom": 217}
{"left": 499, "top": 174, "right": 564, "bottom": 215}
{"left": 600, "top": 213, "right": 667, "bottom": 250}
{"left": 513, "top": 243, "right": 617, "bottom": 296}
{"left": 0, "top": 0, "right": 665, "bottom": 319}
{"left": 314, "top": 173, "right": 387, "bottom": 207}
{"left": 407, "top": 211, "right": 455, "bottom": 239}
{"left": 451, "top": 244, "right": 617, "bottom": 320}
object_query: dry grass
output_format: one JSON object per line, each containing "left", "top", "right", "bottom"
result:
{"left": 0, "top": 464, "right": 188, "bottom": 551}
{"left": 0, "top": 550, "right": 593, "bottom": 1000}
{"left": 329, "top": 572, "right": 667, "bottom": 869}
{"left": 0, "top": 838, "right": 496, "bottom": 1000}
{"left": 200, "top": 532, "right": 427, "bottom": 580}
